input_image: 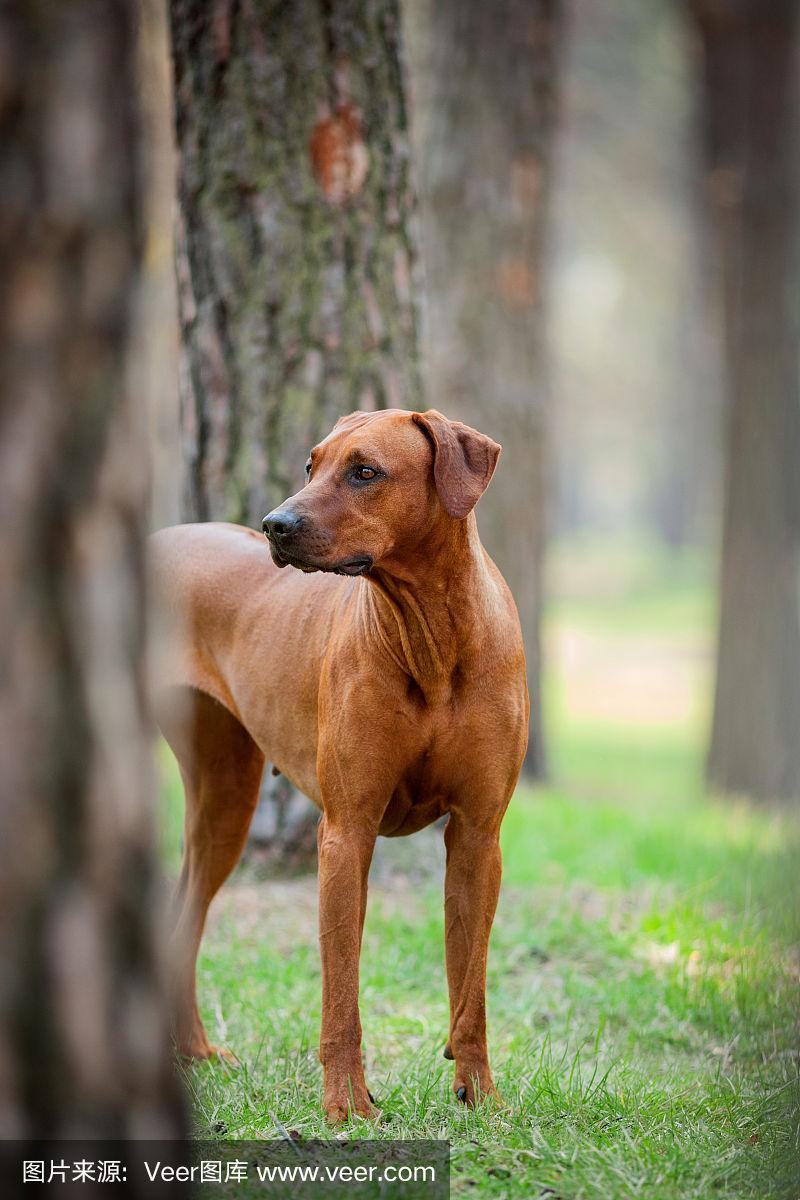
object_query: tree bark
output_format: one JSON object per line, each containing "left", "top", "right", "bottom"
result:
{"left": 170, "top": 0, "right": 421, "bottom": 524}
{"left": 139, "top": 0, "right": 182, "bottom": 531}
{"left": 169, "top": 0, "right": 422, "bottom": 863}
{"left": 0, "top": 0, "right": 185, "bottom": 1137}
{"left": 693, "top": 0, "right": 800, "bottom": 800}
{"left": 405, "top": 0, "right": 560, "bottom": 778}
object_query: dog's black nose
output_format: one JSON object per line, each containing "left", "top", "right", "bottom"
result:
{"left": 262, "top": 509, "right": 302, "bottom": 542}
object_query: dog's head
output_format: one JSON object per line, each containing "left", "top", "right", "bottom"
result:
{"left": 261, "top": 408, "right": 501, "bottom": 576}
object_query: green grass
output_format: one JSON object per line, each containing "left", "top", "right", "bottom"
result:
{"left": 161, "top": 553, "right": 800, "bottom": 1199}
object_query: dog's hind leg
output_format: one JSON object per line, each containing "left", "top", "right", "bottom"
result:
{"left": 159, "top": 687, "right": 264, "bottom": 1060}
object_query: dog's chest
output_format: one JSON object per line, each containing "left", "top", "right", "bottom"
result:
{"left": 376, "top": 714, "right": 481, "bottom": 837}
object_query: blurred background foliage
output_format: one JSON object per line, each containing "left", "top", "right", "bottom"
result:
{"left": 549, "top": 0, "right": 718, "bottom": 548}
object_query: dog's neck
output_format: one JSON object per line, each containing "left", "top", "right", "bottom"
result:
{"left": 360, "top": 513, "right": 497, "bottom": 704}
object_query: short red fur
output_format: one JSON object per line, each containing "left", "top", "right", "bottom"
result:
{"left": 151, "top": 408, "right": 529, "bottom": 1123}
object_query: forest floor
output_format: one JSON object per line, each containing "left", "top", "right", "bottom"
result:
{"left": 161, "top": 542, "right": 800, "bottom": 1199}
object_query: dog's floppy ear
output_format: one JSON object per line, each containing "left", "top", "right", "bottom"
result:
{"left": 412, "top": 409, "right": 501, "bottom": 519}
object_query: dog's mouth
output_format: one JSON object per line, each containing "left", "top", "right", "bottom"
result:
{"left": 266, "top": 541, "right": 318, "bottom": 572}
{"left": 265, "top": 539, "right": 372, "bottom": 578}
{"left": 334, "top": 556, "right": 373, "bottom": 577}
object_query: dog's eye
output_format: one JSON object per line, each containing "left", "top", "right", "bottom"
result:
{"left": 305, "top": 460, "right": 312, "bottom": 477}
{"left": 352, "top": 465, "right": 378, "bottom": 482}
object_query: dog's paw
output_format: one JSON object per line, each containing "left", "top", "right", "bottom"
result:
{"left": 209, "top": 1045, "right": 240, "bottom": 1067}
{"left": 323, "top": 1094, "right": 380, "bottom": 1125}
{"left": 176, "top": 1039, "right": 240, "bottom": 1068}
{"left": 323, "top": 1077, "right": 379, "bottom": 1125}
{"left": 453, "top": 1067, "right": 499, "bottom": 1108}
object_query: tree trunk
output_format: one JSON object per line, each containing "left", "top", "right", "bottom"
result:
{"left": 170, "top": 0, "right": 421, "bottom": 523}
{"left": 404, "top": 0, "right": 560, "bottom": 778}
{"left": 169, "top": 0, "right": 421, "bottom": 864}
{"left": 693, "top": 0, "right": 800, "bottom": 801}
{"left": 139, "top": 0, "right": 182, "bottom": 531}
{"left": 0, "top": 0, "right": 185, "bottom": 1137}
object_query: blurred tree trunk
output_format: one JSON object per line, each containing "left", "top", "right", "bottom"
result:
{"left": 0, "top": 1, "right": 185, "bottom": 1138}
{"left": 405, "top": 0, "right": 560, "bottom": 778}
{"left": 139, "top": 0, "right": 181, "bottom": 531}
{"left": 169, "top": 0, "right": 421, "bottom": 864}
{"left": 693, "top": 0, "right": 800, "bottom": 801}
{"left": 648, "top": 272, "right": 719, "bottom": 551}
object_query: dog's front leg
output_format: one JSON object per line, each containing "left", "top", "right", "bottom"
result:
{"left": 316, "top": 813, "right": 379, "bottom": 1123}
{"left": 443, "top": 811, "right": 504, "bottom": 1106}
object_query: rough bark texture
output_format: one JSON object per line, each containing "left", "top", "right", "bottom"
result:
{"left": 405, "top": 0, "right": 560, "bottom": 778}
{"left": 0, "top": 0, "right": 185, "bottom": 1137}
{"left": 170, "top": 0, "right": 421, "bottom": 525}
{"left": 693, "top": 0, "right": 800, "bottom": 801}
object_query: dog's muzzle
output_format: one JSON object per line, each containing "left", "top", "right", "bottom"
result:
{"left": 261, "top": 507, "right": 308, "bottom": 570}
{"left": 262, "top": 508, "right": 303, "bottom": 545}
{"left": 261, "top": 508, "right": 372, "bottom": 576}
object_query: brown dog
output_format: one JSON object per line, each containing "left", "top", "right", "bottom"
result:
{"left": 151, "top": 408, "right": 528, "bottom": 1123}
